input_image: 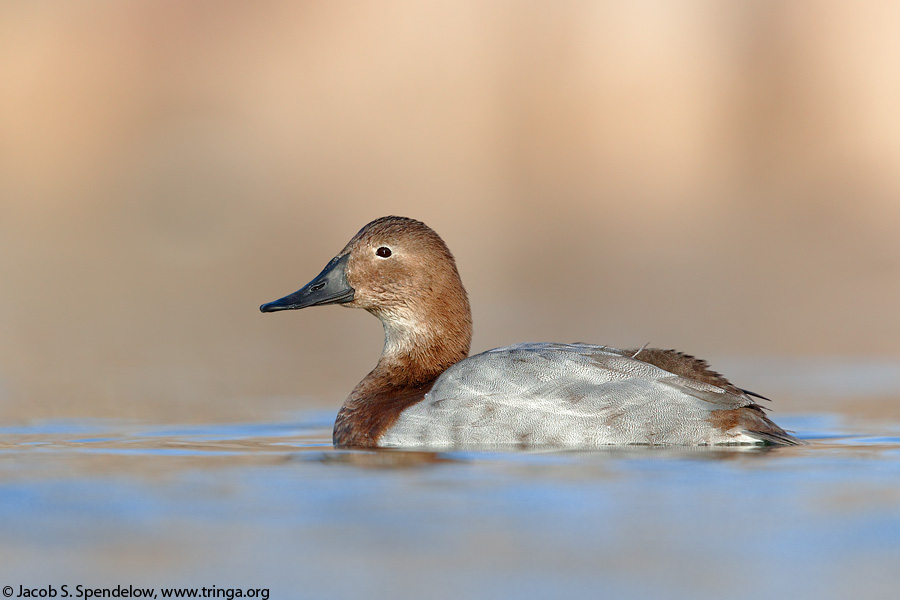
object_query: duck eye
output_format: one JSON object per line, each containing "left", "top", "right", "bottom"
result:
{"left": 376, "top": 247, "right": 392, "bottom": 258}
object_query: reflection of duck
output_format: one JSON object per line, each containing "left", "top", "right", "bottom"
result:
{"left": 262, "top": 216, "right": 800, "bottom": 449}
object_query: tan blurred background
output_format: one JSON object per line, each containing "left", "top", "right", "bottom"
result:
{"left": 1, "top": 1, "right": 899, "bottom": 424}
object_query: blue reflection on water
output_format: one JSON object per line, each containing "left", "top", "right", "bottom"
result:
{"left": 0, "top": 411, "right": 899, "bottom": 600}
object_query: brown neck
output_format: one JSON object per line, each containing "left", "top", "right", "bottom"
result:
{"left": 333, "top": 299, "right": 472, "bottom": 448}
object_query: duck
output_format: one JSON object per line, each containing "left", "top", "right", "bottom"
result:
{"left": 260, "top": 216, "right": 800, "bottom": 448}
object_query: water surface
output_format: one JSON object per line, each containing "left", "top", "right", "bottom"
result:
{"left": 2, "top": 411, "right": 899, "bottom": 600}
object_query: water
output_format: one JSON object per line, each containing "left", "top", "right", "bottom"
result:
{"left": 2, "top": 411, "right": 899, "bottom": 600}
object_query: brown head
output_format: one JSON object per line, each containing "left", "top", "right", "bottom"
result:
{"left": 260, "top": 216, "right": 472, "bottom": 385}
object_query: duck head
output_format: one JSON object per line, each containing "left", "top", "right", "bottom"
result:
{"left": 260, "top": 216, "right": 472, "bottom": 369}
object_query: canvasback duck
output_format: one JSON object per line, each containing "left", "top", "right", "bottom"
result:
{"left": 261, "top": 216, "right": 800, "bottom": 448}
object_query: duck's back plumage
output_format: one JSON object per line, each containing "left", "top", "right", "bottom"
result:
{"left": 378, "top": 343, "right": 798, "bottom": 447}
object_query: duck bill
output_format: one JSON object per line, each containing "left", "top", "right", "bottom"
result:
{"left": 260, "top": 254, "right": 354, "bottom": 313}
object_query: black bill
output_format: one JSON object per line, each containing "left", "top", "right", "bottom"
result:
{"left": 260, "top": 253, "right": 354, "bottom": 312}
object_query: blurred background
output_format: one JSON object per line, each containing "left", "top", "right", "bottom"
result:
{"left": 2, "top": 1, "right": 899, "bottom": 424}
